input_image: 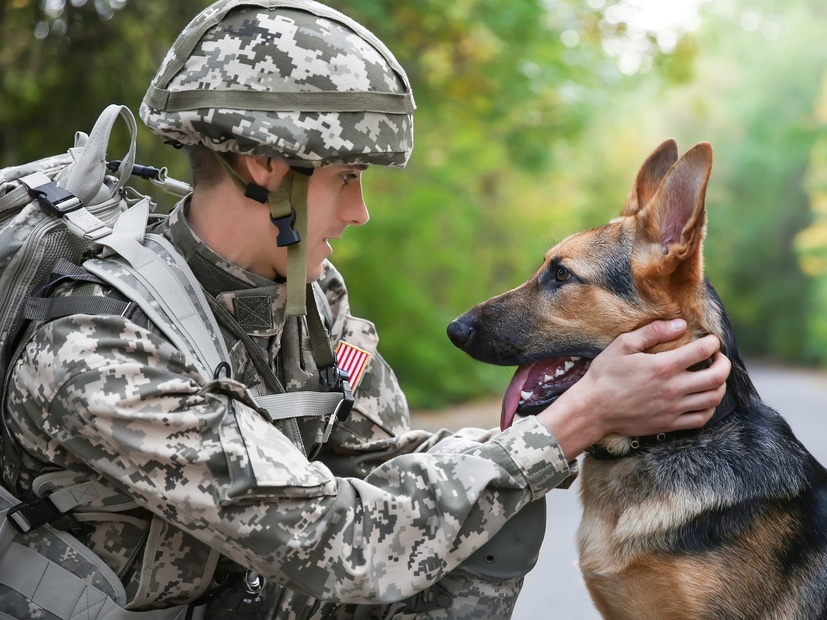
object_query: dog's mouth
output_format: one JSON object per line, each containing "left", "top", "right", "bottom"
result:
{"left": 501, "top": 356, "right": 592, "bottom": 430}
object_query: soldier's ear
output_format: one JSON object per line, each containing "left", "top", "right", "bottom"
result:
{"left": 238, "top": 155, "right": 290, "bottom": 190}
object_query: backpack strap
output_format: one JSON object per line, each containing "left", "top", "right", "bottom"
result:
{"left": 0, "top": 544, "right": 204, "bottom": 619}
{"left": 84, "top": 197, "right": 230, "bottom": 379}
{"left": 0, "top": 483, "right": 205, "bottom": 620}
{"left": 23, "top": 258, "right": 134, "bottom": 322}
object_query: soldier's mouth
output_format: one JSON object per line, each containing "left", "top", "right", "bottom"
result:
{"left": 500, "top": 356, "right": 591, "bottom": 430}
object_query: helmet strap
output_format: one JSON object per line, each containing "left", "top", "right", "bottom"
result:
{"left": 284, "top": 170, "right": 309, "bottom": 316}
{"left": 213, "top": 153, "right": 310, "bottom": 315}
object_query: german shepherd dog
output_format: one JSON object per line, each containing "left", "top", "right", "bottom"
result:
{"left": 447, "top": 140, "right": 827, "bottom": 618}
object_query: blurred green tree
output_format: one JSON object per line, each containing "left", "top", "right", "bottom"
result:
{"left": 0, "top": 0, "right": 712, "bottom": 408}
{"left": 798, "top": 74, "right": 827, "bottom": 364}
{"left": 669, "top": 0, "right": 827, "bottom": 363}
{"left": 0, "top": 0, "right": 199, "bottom": 182}
{"left": 324, "top": 0, "right": 702, "bottom": 406}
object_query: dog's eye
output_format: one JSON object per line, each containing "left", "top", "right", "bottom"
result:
{"left": 555, "top": 267, "right": 571, "bottom": 282}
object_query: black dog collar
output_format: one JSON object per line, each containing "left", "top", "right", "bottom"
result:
{"left": 585, "top": 389, "right": 738, "bottom": 460}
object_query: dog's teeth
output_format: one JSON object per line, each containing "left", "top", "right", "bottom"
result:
{"left": 520, "top": 390, "right": 533, "bottom": 402}
{"left": 570, "top": 356, "right": 581, "bottom": 361}
{"left": 544, "top": 374, "right": 553, "bottom": 383}
{"left": 555, "top": 367, "right": 566, "bottom": 377}
{"left": 564, "top": 360, "right": 575, "bottom": 372}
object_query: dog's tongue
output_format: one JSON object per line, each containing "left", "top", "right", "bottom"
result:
{"left": 501, "top": 365, "right": 532, "bottom": 431}
{"left": 501, "top": 356, "right": 591, "bottom": 430}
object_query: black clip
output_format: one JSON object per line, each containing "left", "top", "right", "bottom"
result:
{"left": 244, "top": 182, "right": 269, "bottom": 204}
{"left": 7, "top": 493, "right": 66, "bottom": 534}
{"left": 28, "top": 182, "right": 82, "bottom": 216}
{"left": 107, "top": 160, "right": 162, "bottom": 181}
{"left": 270, "top": 208, "right": 301, "bottom": 246}
{"left": 321, "top": 366, "right": 354, "bottom": 421}
{"left": 337, "top": 374, "right": 354, "bottom": 421}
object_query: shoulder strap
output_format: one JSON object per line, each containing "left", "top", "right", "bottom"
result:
{"left": 84, "top": 197, "right": 230, "bottom": 379}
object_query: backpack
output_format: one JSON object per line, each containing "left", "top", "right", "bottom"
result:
{"left": 0, "top": 104, "right": 350, "bottom": 618}
{"left": 0, "top": 104, "right": 228, "bottom": 618}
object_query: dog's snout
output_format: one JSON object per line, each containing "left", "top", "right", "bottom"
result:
{"left": 447, "top": 316, "right": 476, "bottom": 350}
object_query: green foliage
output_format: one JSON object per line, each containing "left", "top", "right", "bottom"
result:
{"left": 4, "top": 0, "right": 825, "bottom": 408}
{"left": 673, "top": 0, "right": 827, "bottom": 363}
{"left": 325, "top": 0, "right": 612, "bottom": 172}
{"left": 0, "top": 0, "right": 198, "bottom": 195}
{"left": 322, "top": 0, "right": 698, "bottom": 406}
{"left": 798, "top": 80, "right": 827, "bottom": 364}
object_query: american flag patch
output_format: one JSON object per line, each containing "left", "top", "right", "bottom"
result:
{"left": 335, "top": 341, "right": 371, "bottom": 391}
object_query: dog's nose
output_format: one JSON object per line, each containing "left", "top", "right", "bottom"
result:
{"left": 447, "top": 317, "right": 475, "bottom": 349}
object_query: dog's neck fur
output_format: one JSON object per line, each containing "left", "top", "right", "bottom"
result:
{"left": 585, "top": 281, "right": 756, "bottom": 460}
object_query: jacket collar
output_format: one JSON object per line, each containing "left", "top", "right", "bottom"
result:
{"left": 163, "top": 199, "right": 288, "bottom": 337}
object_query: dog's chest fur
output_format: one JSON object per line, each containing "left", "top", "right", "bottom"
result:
{"left": 574, "top": 415, "right": 827, "bottom": 619}
{"left": 576, "top": 455, "right": 728, "bottom": 618}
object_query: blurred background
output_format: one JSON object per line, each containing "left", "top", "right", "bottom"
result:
{"left": 3, "top": 0, "right": 827, "bottom": 410}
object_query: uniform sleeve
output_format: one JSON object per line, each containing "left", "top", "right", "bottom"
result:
{"left": 7, "top": 313, "right": 573, "bottom": 603}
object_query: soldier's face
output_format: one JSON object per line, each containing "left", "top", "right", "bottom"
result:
{"left": 271, "top": 164, "right": 370, "bottom": 281}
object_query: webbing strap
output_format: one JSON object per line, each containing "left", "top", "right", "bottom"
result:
{"left": 18, "top": 171, "right": 113, "bottom": 241}
{"left": 305, "top": 284, "right": 336, "bottom": 369}
{"left": 24, "top": 295, "right": 131, "bottom": 322}
{"left": 64, "top": 104, "right": 136, "bottom": 207}
{"left": 6, "top": 479, "right": 138, "bottom": 536}
{"left": 254, "top": 391, "right": 342, "bottom": 421}
{"left": 64, "top": 206, "right": 115, "bottom": 241}
{"left": 285, "top": 173, "right": 309, "bottom": 316}
{"left": 38, "top": 478, "right": 138, "bottom": 515}
{"left": 145, "top": 87, "right": 414, "bottom": 114}
{"left": 0, "top": 541, "right": 201, "bottom": 619}
{"left": 87, "top": 198, "right": 230, "bottom": 377}
{"left": 0, "top": 520, "right": 15, "bottom": 557}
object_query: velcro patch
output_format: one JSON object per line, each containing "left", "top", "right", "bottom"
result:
{"left": 233, "top": 296, "right": 273, "bottom": 331}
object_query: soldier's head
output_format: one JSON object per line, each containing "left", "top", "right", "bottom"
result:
{"left": 140, "top": 0, "right": 414, "bottom": 309}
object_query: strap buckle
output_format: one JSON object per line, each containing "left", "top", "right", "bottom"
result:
{"left": 6, "top": 493, "right": 66, "bottom": 534}
{"left": 336, "top": 374, "right": 354, "bottom": 421}
{"left": 320, "top": 366, "right": 353, "bottom": 421}
{"left": 20, "top": 172, "right": 83, "bottom": 215}
{"left": 270, "top": 208, "right": 301, "bottom": 246}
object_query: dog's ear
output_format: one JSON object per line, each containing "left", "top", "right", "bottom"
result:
{"left": 622, "top": 138, "right": 679, "bottom": 216}
{"left": 635, "top": 142, "right": 713, "bottom": 276}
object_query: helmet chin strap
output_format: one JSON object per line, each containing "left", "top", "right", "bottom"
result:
{"left": 215, "top": 153, "right": 310, "bottom": 315}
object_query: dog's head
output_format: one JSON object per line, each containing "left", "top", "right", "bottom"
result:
{"left": 448, "top": 139, "right": 724, "bottom": 430}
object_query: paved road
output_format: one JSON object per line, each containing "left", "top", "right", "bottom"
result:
{"left": 411, "top": 360, "right": 827, "bottom": 619}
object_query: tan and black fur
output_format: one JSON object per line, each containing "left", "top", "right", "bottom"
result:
{"left": 447, "top": 140, "right": 827, "bottom": 619}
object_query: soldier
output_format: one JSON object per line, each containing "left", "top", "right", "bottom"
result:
{"left": 3, "top": 0, "right": 730, "bottom": 618}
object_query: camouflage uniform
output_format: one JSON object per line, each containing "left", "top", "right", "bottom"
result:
{"left": 3, "top": 1, "right": 575, "bottom": 617}
{"left": 5, "top": 201, "right": 572, "bottom": 617}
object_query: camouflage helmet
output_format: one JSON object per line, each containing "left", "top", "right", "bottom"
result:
{"left": 140, "top": 0, "right": 415, "bottom": 168}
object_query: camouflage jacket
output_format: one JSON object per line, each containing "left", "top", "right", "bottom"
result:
{"left": 4, "top": 199, "right": 573, "bottom": 611}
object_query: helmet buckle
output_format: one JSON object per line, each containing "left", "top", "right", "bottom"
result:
{"left": 271, "top": 208, "right": 301, "bottom": 246}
